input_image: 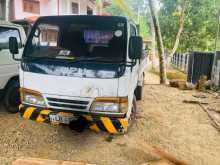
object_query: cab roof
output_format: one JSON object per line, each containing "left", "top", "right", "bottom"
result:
{"left": 0, "top": 20, "right": 23, "bottom": 28}
{"left": 35, "top": 15, "right": 128, "bottom": 24}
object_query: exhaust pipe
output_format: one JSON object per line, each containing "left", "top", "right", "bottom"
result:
{"left": 69, "top": 116, "right": 88, "bottom": 133}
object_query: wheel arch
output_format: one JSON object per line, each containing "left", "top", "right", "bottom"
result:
{"left": 4, "top": 75, "right": 19, "bottom": 92}
{"left": 134, "top": 72, "right": 145, "bottom": 99}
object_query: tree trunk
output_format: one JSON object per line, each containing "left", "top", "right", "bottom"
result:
{"left": 169, "top": 2, "right": 186, "bottom": 58}
{"left": 96, "top": 0, "right": 103, "bottom": 15}
{"left": 150, "top": 16, "right": 156, "bottom": 69}
{"left": 148, "top": 0, "right": 167, "bottom": 84}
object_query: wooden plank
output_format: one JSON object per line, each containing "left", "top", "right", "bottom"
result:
{"left": 12, "top": 158, "right": 95, "bottom": 165}
{"left": 141, "top": 160, "right": 173, "bottom": 165}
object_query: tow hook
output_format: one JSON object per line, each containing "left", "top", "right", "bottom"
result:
{"left": 69, "top": 116, "right": 89, "bottom": 133}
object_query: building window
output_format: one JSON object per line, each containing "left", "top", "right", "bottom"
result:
{"left": 72, "top": 2, "right": 79, "bottom": 14}
{"left": 87, "top": 6, "right": 93, "bottom": 15}
{"left": 23, "top": 0, "right": 40, "bottom": 14}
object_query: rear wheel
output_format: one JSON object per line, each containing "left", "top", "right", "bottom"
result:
{"left": 135, "top": 73, "right": 145, "bottom": 101}
{"left": 3, "top": 80, "right": 20, "bottom": 113}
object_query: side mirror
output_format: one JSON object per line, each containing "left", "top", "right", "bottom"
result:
{"left": 129, "top": 36, "right": 143, "bottom": 60}
{"left": 9, "top": 37, "right": 19, "bottom": 54}
{"left": 9, "top": 37, "right": 20, "bottom": 61}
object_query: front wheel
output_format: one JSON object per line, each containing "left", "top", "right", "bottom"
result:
{"left": 3, "top": 80, "right": 20, "bottom": 113}
{"left": 128, "top": 96, "right": 137, "bottom": 128}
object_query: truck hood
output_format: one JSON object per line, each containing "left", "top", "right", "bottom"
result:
{"left": 23, "top": 72, "right": 119, "bottom": 97}
{"left": 21, "top": 61, "right": 124, "bottom": 98}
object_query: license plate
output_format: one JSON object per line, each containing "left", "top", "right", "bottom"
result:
{"left": 49, "top": 113, "right": 76, "bottom": 124}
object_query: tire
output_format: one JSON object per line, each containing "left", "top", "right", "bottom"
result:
{"left": 0, "top": 91, "right": 3, "bottom": 101}
{"left": 128, "top": 96, "right": 137, "bottom": 128}
{"left": 135, "top": 74, "right": 145, "bottom": 101}
{"left": 3, "top": 80, "right": 20, "bottom": 113}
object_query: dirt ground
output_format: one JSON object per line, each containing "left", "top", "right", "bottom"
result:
{"left": 0, "top": 71, "right": 220, "bottom": 165}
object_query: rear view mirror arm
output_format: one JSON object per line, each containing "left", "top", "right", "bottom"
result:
{"left": 123, "top": 60, "right": 138, "bottom": 72}
{"left": 12, "top": 53, "right": 21, "bottom": 61}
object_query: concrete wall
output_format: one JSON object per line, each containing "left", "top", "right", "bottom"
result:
{"left": 212, "top": 53, "right": 220, "bottom": 87}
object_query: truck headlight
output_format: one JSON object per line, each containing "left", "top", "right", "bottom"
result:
{"left": 20, "top": 88, "right": 46, "bottom": 107}
{"left": 91, "top": 97, "right": 128, "bottom": 113}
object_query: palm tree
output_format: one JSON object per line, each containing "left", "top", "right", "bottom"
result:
{"left": 148, "top": 0, "right": 167, "bottom": 84}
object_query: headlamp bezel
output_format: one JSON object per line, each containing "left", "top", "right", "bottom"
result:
{"left": 90, "top": 97, "right": 128, "bottom": 113}
{"left": 20, "top": 88, "right": 47, "bottom": 107}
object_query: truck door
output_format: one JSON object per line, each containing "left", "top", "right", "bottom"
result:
{"left": 129, "top": 24, "right": 140, "bottom": 90}
{"left": 0, "top": 26, "right": 22, "bottom": 89}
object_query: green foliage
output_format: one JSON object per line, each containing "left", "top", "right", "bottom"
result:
{"left": 159, "top": 0, "right": 219, "bottom": 52}
{"left": 105, "top": 3, "right": 125, "bottom": 16}
{"left": 104, "top": 0, "right": 150, "bottom": 39}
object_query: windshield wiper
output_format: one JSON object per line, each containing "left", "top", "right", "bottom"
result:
{"left": 24, "top": 56, "right": 61, "bottom": 62}
{"left": 24, "top": 56, "right": 123, "bottom": 65}
{"left": 67, "top": 57, "right": 125, "bottom": 64}
{"left": 67, "top": 56, "right": 105, "bottom": 63}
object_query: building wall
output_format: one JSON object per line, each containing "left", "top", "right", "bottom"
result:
{"left": 80, "top": 0, "right": 96, "bottom": 15}
{"left": 60, "top": 0, "right": 96, "bottom": 15}
{"left": 11, "top": 0, "right": 97, "bottom": 21}
{"left": 40, "top": 0, "right": 58, "bottom": 16}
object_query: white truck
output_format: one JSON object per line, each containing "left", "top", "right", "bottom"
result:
{"left": 9, "top": 16, "right": 147, "bottom": 134}
{"left": 0, "top": 21, "right": 26, "bottom": 113}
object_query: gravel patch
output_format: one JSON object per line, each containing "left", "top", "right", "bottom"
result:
{"left": 0, "top": 72, "right": 219, "bottom": 165}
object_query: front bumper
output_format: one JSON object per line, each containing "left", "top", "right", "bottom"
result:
{"left": 19, "top": 104, "right": 129, "bottom": 134}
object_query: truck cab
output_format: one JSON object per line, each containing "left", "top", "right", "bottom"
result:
{"left": 10, "top": 16, "right": 147, "bottom": 134}
{"left": 0, "top": 21, "right": 26, "bottom": 113}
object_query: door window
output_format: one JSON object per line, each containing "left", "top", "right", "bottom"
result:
{"left": 0, "top": 27, "right": 22, "bottom": 50}
{"left": 130, "top": 24, "right": 137, "bottom": 37}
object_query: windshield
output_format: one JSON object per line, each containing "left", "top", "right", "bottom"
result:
{"left": 24, "top": 17, "right": 127, "bottom": 63}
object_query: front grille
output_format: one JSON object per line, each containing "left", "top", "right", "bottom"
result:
{"left": 47, "top": 97, "right": 90, "bottom": 111}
